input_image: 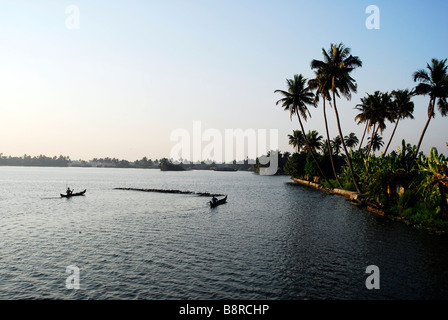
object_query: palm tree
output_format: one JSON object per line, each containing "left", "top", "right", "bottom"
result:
{"left": 355, "top": 92, "right": 390, "bottom": 155}
{"left": 288, "top": 130, "right": 305, "bottom": 153}
{"left": 344, "top": 132, "right": 359, "bottom": 150}
{"left": 413, "top": 58, "right": 448, "bottom": 155}
{"left": 331, "top": 135, "right": 342, "bottom": 156}
{"left": 366, "top": 91, "right": 390, "bottom": 155}
{"left": 321, "top": 139, "right": 330, "bottom": 156}
{"left": 305, "top": 130, "right": 323, "bottom": 154}
{"left": 309, "top": 69, "right": 343, "bottom": 187}
{"left": 354, "top": 95, "right": 374, "bottom": 151}
{"left": 275, "top": 74, "right": 334, "bottom": 188}
{"left": 311, "top": 43, "right": 363, "bottom": 193}
{"left": 367, "top": 133, "right": 384, "bottom": 153}
{"left": 357, "top": 122, "right": 369, "bottom": 151}
{"left": 383, "top": 89, "right": 415, "bottom": 154}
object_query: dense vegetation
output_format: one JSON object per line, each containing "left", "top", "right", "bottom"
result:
{"left": 159, "top": 158, "right": 186, "bottom": 171}
{"left": 0, "top": 154, "right": 161, "bottom": 168}
{"left": 0, "top": 153, "right": 260, "bottom": 171}
{"left": 276, "top": 43, "right": 448, "bottom": 233}
{"left": 0, "top": 154, "right": 71, "bottom": 167}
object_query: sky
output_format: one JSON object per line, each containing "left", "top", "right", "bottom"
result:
{"left": 0, "top": 0, "right": 447, "bottom": 161}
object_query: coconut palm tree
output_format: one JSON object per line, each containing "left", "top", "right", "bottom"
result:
{"left": 344, "top": 132, "right": 359, "bottom": 150}
{"left": 413, "top": 58, "right": 448, "bottom": 156}
{"left": 383, "top": 89, "right": 415, "bottom": 154}
{"left": 331, "top": 135, "right": 342, "bottom": 156}
{"left": 275, "top": 74, "right": 334, "bottom": 188}
{"left": 357, "top": 122, "right": 369, "bottom": 151}
{"left": 366, "top": 91, "right": 391, "bottom": 155}
{"left": 321, "top": 139, "right": 331, "bottom": 156}
{"left": 355, "top": 91, "right": 390, "bottom": 155}
{"left": 288, "top": 130, "right": 305, "bottom": 153}
{"left": 354, "top": 95, "right": 374, "bottom": 151}
{"left": 311, "top": 43, "right": 363, "bottom": 193}
{"left": 309, "top": 69, "right": 343, "bottom": 187}
{"left": 305, "top": 130, "right": 323, "bottom": 154}
{"left": 367, "top": 133, "right": 384, "bottom": 153}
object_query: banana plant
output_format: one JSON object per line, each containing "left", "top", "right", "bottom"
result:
{"left": 418, "top": 148, "right": 448, "bottom": 216}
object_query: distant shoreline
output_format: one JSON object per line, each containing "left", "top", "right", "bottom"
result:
{"left": 0, "top": 155, "right": 256, "bottom": 171}
{"left": 0, "top": 164, "right": 254, "bottom": 171}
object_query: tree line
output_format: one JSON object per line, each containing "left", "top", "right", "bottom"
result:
{"left": 0, "top": 154, "right": 161, "bottom": 168}
{"left": 276, "top": 43, "right": 448, "bottom": 232}
{"left": 0, "top": 154, "right": 71, "bottom": 167}
{"left": 0, "top": 153, "right": 287, "bottom": 172}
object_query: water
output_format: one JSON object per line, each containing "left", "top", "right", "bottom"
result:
{"left": 1, "top": 166, "right": 448, "bottom": 300}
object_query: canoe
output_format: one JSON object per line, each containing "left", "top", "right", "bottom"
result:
{"left": 210, "top": 195, "right": 227, "bottom": 208}
{"left": 61, "top": 189, "right": 87, "bottom": 198}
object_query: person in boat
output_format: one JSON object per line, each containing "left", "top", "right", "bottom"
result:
{"left": 212, "top": 196, "right": 218, "bottom": 204}
{"left": 66, "top": 187, "right": 73, "bottom": 196}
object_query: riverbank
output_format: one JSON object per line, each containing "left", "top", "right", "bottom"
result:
{"left": 291, "top": 177, "right": 447, "bottom": 235}
{"left": 291, "top": 178, "right": 368, "bottom": 206}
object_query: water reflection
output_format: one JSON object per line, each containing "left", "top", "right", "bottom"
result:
{"left": 0, "top": 167, "right": 448, "bottom": 299}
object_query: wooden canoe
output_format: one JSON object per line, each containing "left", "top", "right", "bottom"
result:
{"left": 61, "top": 189, "right": 87, "bottom": 198}
{"left": 210, "top": 195, "right": 227, "bottom": 208}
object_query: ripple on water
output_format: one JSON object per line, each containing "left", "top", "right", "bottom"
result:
{"left": 1, "top": 168, "right": 448, "bottom": 299}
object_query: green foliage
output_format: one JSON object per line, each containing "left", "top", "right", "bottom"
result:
{"left": 284, "top": 151, "right": 342, "bottom": 181}
{"left": 367, "top": 169, "right": 393, "bottom": 204}
{"left": 304, "top": 153, "right": 319, "bottom": 177}
{"left": 398, "top": 190, "right": 415, "bottom": 214}
{"left": 338, "top": 140, "right": 419, "bottom": 201}
{"left": 416, "top": 148, "right": 448, "bottom": 215}
{"left": 321, "top": 179, "right": 338, "bottom": 189}
{"left": 343, "top": 181, "right": 356, "bottom": 192}
{"left": 254, "top": 150, "right": 290, "bottom": 175}
{"left": 159, "top": 158, "right": 186, "bottom": 171}
{"left": 284, "top": 152, "right": 307, "bottom": 178}
{"left": 312, "top": 139, "right": 448, "bottom": 231}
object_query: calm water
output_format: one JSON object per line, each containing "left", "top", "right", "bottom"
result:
{"left": 1, "top": 166, "right": 448, "bottom": 300}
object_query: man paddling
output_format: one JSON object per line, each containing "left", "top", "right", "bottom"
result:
{"left": 66, "top": 187, "right": 73, "bottom": 196}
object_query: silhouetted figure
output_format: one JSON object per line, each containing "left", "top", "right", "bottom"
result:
{"left": 212, "top": 196, "right": 217, "bottom": 204}
{"left": 66, "top": 187, "right": 73, "bottom": 196}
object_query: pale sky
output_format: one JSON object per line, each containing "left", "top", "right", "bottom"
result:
{"left": 1, "top": 0, "right": 447, "bottom": 161}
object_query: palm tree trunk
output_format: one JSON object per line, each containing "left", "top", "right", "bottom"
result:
{"left": 384, "top": 118, "right": 400, "bottom": 154}
{"left": 358, "top": 122, "right": 368, "bottom": 151}
{"left": 324, "top": 100, "right": 343, "bottom": 188}
{"left": 415, "top": 99, "right": 435, "bottom": 156}
{"left": 367, "top": 123, "right": 376, "bottom": 155}
{"left": 415, "top": 116, "right": 432, "bottom": 156}
{"left": 332, "top": 89, "right": 362, "bottom": 194}
{"left": 296, "top": 110, "right": 334, "bottom": 189}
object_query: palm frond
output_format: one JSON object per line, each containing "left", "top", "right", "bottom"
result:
{"left": 413, "top": 69, "right": 431, "bottom": 83}
{"left": 438, "top": 97, "right": 448, "bottom": 117}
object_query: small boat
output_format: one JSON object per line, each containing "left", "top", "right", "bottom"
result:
{"left": 210, "top": 195, "right": 227, "bottom": 208}
{"left": 61, "top": 189, "right": 87, "bottom": 198}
